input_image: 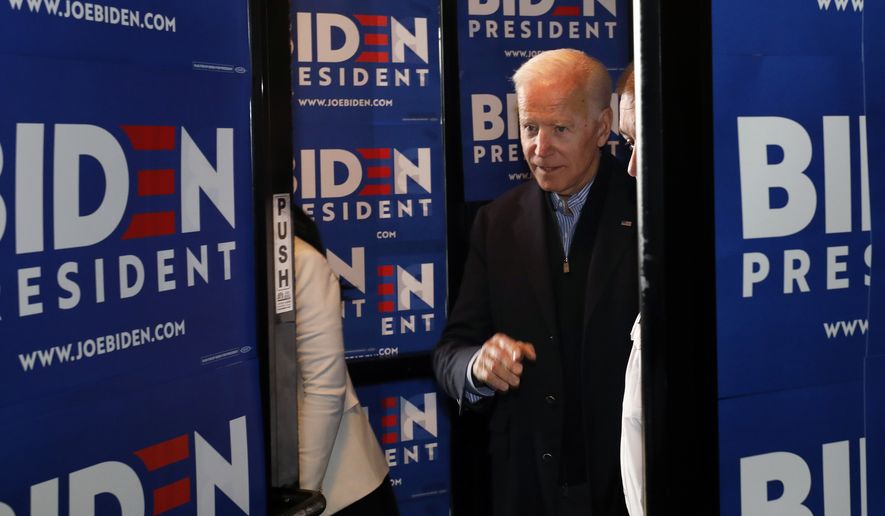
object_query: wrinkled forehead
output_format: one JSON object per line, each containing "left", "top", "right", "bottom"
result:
{"left": 517, "top": 79, "right": 590, "bottom": 119}
{"left": 516, "top": 70, "right": 583, "bottom": 97}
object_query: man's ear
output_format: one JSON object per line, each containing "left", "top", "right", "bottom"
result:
{"left": 596, "top": 107, "right": 614, "bottom": 147}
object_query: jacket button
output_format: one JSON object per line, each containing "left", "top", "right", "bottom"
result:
{"left": 545, "top": 395, "right": 557, "bottom": 405}
{"left": 542, "top": 453, "right": 553, "bottom": 462}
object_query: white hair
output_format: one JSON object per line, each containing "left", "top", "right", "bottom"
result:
{"left": 512, "top": 48, "right": 612, "bottom": 113}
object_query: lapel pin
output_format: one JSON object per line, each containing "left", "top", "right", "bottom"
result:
{"left": 620, "top": 220, "right": 633, "bottom": 227}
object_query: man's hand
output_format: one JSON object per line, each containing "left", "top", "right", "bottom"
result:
{"left": 471, "top": 333, "right": 537, "bottom": 392}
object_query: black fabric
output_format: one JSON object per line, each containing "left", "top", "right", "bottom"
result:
{"left": 334, "top": 475, "right": 399, "bottom": 516}
{"left": 544, "top": 165, "right": 610, "bottom": 487}
{"left": 292, "top": 203, "right": 324, "bottom": 253}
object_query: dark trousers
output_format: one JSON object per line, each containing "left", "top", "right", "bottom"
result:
{"left": 335, "top": 475, "right": 399, "bottom": 516}
{"left": 557, "top": 482, "right": 592, "bottom": 516}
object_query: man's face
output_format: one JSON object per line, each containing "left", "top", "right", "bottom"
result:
{"left": 618, "top": 90, "right": 637, "bottom": 177}
{"left": 518, "top": 79, "right": 612, "bottom": 196}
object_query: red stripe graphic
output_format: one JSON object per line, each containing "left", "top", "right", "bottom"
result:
{"left": 153, "top": 478, "right": 191, "bottom": 515}
{"left": 378, "top": 265, "right": 394, "bottom": 277}
{"left": 378, "top": 283, "right": 394, "bottom": 295}
{"left": 382, "top": 433, "right": 398, "bottom": 444}
{"left": 122, "top": 212, "right": 176, "bottom": 239}
{"left": 383, "top": 397, "right": 398, "bottom": 408}
{"left": 122, "top": 125, "right": 176, "bottom": 151}
{"left": 552, "top": 6, "right": 580, "bottom": 16}
{"left": 382, "top": 415, "right": 398, "bottom": 427}
{"left": 367, "top": 166, "right": 391, "bottom": 179}
{"left": 358, "top": 148, "right": 391, "bottom": 160}
{"left": 137, "top": 169, "right": 175, "bottom": 196}
{"left": 134, "top": 435, "right": 189, "bottom": 471}
{"left": 356, "top": 52, "right": 389, "bottom": 63}
{"left": 355, "top": 14, "right": 388, "bottom": 26}
{"left": 359, "top": 184, "right": 392, "bottom": 196}
{"left": 378, "top": 301, "right": 395, "bottom": 313}
{"left": 363, "top": 34, "right": 389, "bottom": 46}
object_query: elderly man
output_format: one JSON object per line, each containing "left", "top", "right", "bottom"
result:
{"left": 433, "top": 49, "right": 638, "bottom": 516}
{"left": 616, "top": 63, "right": 644, "bottom": 516}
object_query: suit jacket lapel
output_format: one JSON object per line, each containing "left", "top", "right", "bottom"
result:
{"left": 514, "top": 183, "right": 557, "bottom": 336}
{"left": 584, "top": 160, "right": 637, "bottom": 327}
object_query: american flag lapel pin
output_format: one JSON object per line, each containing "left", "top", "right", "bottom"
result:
{"left": 620, "top": 220, "right": 633, "bottom": 227}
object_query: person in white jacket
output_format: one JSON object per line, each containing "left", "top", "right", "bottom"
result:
{"left": 617, "top": 63, "right": 644, "bottom": 516}
{"left": 293, "top": 208, "right": 398, "bottom": 515}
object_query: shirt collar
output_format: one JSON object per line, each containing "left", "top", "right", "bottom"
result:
{"left": 549, "top": 178, "right": 594, "bottom": 216}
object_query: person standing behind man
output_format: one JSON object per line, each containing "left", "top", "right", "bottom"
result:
{"left": 433, "top": 49, "right": 638, "bottom": 516}
{"left": 616, "top": 63, "right": 644, "bottom": 516}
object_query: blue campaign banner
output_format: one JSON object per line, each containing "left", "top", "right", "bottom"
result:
{"left": 293, "top": 125, "right": 446, "bottom": 245}
{"left": 713, "top": 1, "right": 872, "bottom": 514}
{"left": 291, "top": 0, "right": 447, "bottom": 361}
{"left": 863, "top": 1, "right": 885, "bottom": 514}
{"left": 712, "top": 0, "right": 868, "bottom": 399}
{"left": 290, "top": 0, "right": 442, "bottom": 126}
{"left": 1, "top": 0, "right": 257, "bottom": 405}
{"left": 0, "top": 0, "right": 266, "bottom": 512}
{"left": 0, "top": 365, "right": 267, "bottom": 514}
{"left": 291, "top": 104, "right": 447, "bottom": 360}
{"left": 325, "top": 240, "right": 446, "bottom": 360}
{"left": 356, "top": 378, "right": 451, "bottom": 516}
{"left": 865, "top": 357, "right": 885, "bottom": 516}
{"left": 718, "top": 382, "right": 866, "bottom": 516}
{"left": 457, "top": 0, "right": 632, "bottom": 201}
{"left": 865, "top": 1, "right": 885, "bottom": 359}
{"left": 1, "top": 0, "right": 248, "bottom": 70}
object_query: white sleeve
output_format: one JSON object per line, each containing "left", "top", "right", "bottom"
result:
{"left": 621, "top": 313, "right": 644, "bottom": 516}
{"left": 294, "top": 238, "right": 347, "bottom": 491}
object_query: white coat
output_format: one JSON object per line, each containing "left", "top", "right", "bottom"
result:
{"left": 294, "top": 237, "right": 389, "bottom": 514}
{"left": 621, "top": 313, "right": 644, "bottom": 516}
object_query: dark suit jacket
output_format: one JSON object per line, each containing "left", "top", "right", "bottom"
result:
{"left": 433, "top": 154, "right": 638, "bottom": 516}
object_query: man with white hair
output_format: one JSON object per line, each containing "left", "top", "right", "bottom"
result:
{"left": 434, "top": 49, "right": 638, "bottom": 516}
{"left": 616, "top": 62, "right": 644, "bottom": 516}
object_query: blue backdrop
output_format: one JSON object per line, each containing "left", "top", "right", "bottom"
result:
{"left": 457, "top": 0, "right": 632, "bottom": 201}
{"left": 863, "top": 1, "right": 885, "bottom": 514}
{"left": 356, "top": 378, "right": 451, "bottom": 516}
{"left": 290, "top": 2, "right": 449, "bottom": 515}
{"left": 0, "top": 0, "right": 266, "bottom": 513}
{"left": 291, "top": 0, "right": 447, "bottom": 362}
{"left": 713, "top": 0, "right": 871, "bottom": 513}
